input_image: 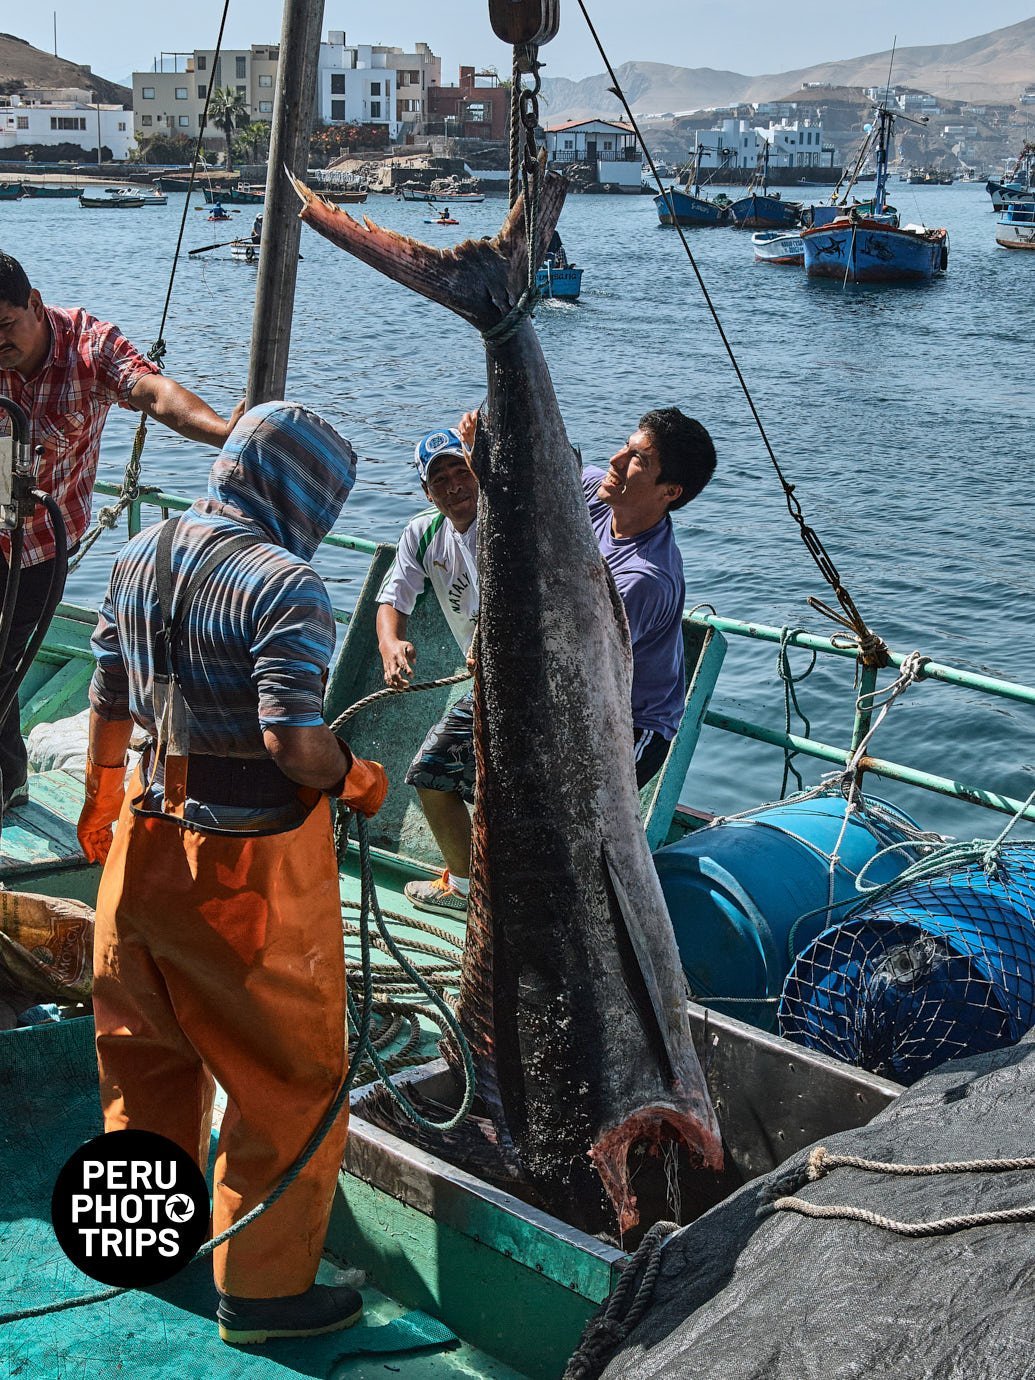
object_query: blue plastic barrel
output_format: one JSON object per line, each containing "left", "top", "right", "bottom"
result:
{"left": 778, "top": 846, "right": 1035, "bottom": 1084}
{"left": 652, "top": 794, "right": 924, "bottom": 1030}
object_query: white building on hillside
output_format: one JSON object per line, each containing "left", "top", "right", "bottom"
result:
{"left": 132, "top": 33, "right": 440, "bottom": 148}
{"left": 544, "top": 119, "right": 642, "bottom": 190}
{"left": 693, "top": 116, "right": 834, "bottom": 171}
{"left": 0, "top": 93, "right": 132, "bottom": 160}
{"left": 319, "top": 32, "right": 440, "bottom": 136}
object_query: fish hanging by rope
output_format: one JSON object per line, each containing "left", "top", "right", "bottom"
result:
{"left": 291, "top": 165, "right": 722, "bottom": 1233}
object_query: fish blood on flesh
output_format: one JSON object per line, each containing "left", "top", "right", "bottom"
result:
{"left": 292, "top": 167, "right": 723, "bottom": 1231}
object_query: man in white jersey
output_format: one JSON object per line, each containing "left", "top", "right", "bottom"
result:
{"left": 376, "top": 428, "right": 479, "bottom": 914}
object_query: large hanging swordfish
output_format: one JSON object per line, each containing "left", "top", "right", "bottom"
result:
{"left": 292, "top": 167, "right": 722, "bottom": 1232}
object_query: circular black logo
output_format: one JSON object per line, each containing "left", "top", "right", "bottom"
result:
{"left": 51, "top": 1130, "right": 209, "bottom": 1286}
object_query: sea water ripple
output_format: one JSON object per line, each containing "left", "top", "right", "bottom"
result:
{"left": 2, "top": 181, "right": 1032, "bottom": 837}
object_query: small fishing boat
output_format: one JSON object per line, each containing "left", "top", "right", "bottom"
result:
{"left": 536, "top": 263, "right": 584, "bottom": 298}
{"left": 801, "top": 104, "right": 948, "bottom": 283}
{"left": 986, "top": 143, "right": 1035, "bottom": 210}
{"left": 0, "top": 182, "right": 24, "bottom": 201}
{"left": 229, "top": 239, "right": 260, "bottom": 263}
{"left": 655, "top": 144, "right": 731, "bottom": 227}
{"left": 751, "top": 229, "right": 805, "bottom": 264}
{"left": 202, "top": 184, "right": 266, "bottom": 205}
{"left": 400, "top": 185, "right": 485, "bottom": 203}
{"left": 20, "top": 182, "right": 82, "bottom": 199}
{"left": 139, "top": 189, "right": 168, "bottom": 207}
{"left": 78, "top": 187, "right": 146, "bottom": 209}
{"left": 729, "top": 142, "right": 801, "bottom": 230}
{"left": 994, "top": 201, "right": 1035, "bottom": 250}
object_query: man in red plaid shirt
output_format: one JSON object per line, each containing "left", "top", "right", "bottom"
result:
{"left": 0, "top": 250, "right": 243, "bottom": 811}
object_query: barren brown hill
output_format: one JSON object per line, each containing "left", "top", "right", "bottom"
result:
{"left": 540, "top": 17, "right": 1035, "bottom": 122}
{"left": 0, "top": 32, "right": 130, "bottom": 105}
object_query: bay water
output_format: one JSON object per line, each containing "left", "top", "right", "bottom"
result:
{"left": 2, "top": 181, "right": 1031, "bottom": 839}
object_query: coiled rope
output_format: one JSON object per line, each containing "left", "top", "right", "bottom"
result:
{"left": 764, "top": 1146, "right": 1035, "bottom": 1237}
{"left": 562, "top": 1220, "right": 679, "bottom": 1380}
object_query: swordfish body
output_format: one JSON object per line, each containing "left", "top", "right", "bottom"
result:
{"left": 292, "top": 169, "right": 722, "bottom": 1231}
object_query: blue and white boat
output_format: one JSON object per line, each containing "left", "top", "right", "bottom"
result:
{"left": 536, "top": 263, "right": 584, "bottom": 299}
{"left": 751, "top": 229, "right": 804, "bottom": 265}
{"left": 801, "top": 105, "right": 948, "bottom": 283}
{"left": 995, "top": 202, "right": 1035, "bottom": 250}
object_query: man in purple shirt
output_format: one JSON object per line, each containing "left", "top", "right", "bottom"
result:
{"left": 404, "top": 405, "right": 717, "bottom": 917}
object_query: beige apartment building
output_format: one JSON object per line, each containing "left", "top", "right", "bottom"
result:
{"left": 132, "top": 34, "right": 440, "bottom": 147}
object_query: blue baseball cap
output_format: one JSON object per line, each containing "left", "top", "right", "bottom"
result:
{"left": 414, "top": 428, "right": 465, "bottom": 484}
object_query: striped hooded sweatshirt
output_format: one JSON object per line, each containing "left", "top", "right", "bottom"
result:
{"left": 89, "top": 401, "right": 357, "bottom": 763}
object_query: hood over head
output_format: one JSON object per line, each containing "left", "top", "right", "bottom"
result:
{"left": 207, "top": 401, "right": 357, "bottom": 559}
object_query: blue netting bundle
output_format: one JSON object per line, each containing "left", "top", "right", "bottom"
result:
{"left": 778, "top": 844, "right": 1035, "bottom": 1084}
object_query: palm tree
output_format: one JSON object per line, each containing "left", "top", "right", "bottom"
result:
{"left": 208, "top": 87, "right": 250, "bottom": 171}
{"left": 237, "top": 120, "right": 271, "bottom": 165}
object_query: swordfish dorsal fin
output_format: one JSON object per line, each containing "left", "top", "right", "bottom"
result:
{"left": 287, "top": 159, "right": 568, "bottom": 333}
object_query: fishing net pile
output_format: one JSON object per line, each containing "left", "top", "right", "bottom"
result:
{"left": 579, "top": 1033, "right": 1035, "bottom": 1380}
{"left": 778, "top": 842, "right": 1035, "bottom": 1084}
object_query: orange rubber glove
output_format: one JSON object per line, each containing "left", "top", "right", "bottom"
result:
{"left": 77, "top": 760, "right": 127, "bottom": 865}
{"left": 334, "top": 738, "right": 388, "bottom": 818}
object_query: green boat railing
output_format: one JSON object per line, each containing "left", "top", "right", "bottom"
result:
{"left": 690, "top": 611, "right": 1035, "bottom": 826}
{"left": 92, "top": 484, "right": 1035, "bottom": 827}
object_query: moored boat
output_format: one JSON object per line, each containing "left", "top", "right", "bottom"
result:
{"left": 0, "top": 182, "right": 23, "bottom": 201}
{"left": 655, "top": 186, "right": 729, "bottom": 227}
{"left": 78, "top": 187, "right": 146, "bottom": 209}
{"left": 20, "top": 182, "right": 83, "bottom": 199}
{"left": 801, "top": 104, "right": 948, "bottom": 283}
{"left": 995, "top": 201, "right": 1035, "bottom": 249}
{"left": 751, "top": 229, "right": 804, "bottom": 264}
{"left": 729, "top": 141, "right": 801, "bottom": 229}
{"left": 986, "top": 143, "right": 1035, "bottom": 210}
{"left": 202, "top": 184, "right": 266, "bottom": 205}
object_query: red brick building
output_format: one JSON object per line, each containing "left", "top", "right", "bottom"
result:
{"left": 427, "top": 67, "right": 508, "bottom": 140}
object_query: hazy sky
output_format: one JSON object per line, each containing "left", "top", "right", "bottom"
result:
{"left": 20, "top": 2, "right": 1035, "bottom": 85}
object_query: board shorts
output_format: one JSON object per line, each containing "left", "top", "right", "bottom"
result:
{"left": 405, "top": 691, "right": 476, "bottom": 803}
{"left": 405, "top": 691, "right": 671, "bottom": 801}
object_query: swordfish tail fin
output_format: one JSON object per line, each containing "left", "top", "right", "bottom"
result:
{"left": 288, "top": 161, "right": 568, "bottom": 333}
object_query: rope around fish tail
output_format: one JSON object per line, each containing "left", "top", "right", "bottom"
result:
{"left": 562, "top": 1221, "right": 679, "bottom": 1380}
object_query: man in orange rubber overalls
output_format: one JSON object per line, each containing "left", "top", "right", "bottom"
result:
{"left": 77, "top": 401, "right": 387, "bottom": 1345}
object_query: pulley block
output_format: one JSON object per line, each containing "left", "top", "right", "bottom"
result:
{"left": 488, "top": 0, "right": 560, "bottom": 46}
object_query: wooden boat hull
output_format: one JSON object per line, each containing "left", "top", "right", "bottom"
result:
{"left": 21, "top": 185, "right": 82, "bottom": 199}
{"left": 995, "top": 204, "right": 1035, "bottom": 249}
{"left": 729, "top": 194, "right": 800, "bottom": 230}
{"left": 536, "top": 265, "right": 584, "bottom": 299}
{"left": 752, "top": 230, "right": 804, "bottom": 264}
{"left": 0, "top": 183, "right": 23, "bottom": 200}
{"left": 78, "top": 195, "right": 145, "bottom": 209}
{"left": 654, "top": 188, "right": 728, "bottom": 226}
{"left": 202, "top": 185, "right": 265, "bottom": 205}
{"left": 802, "top": 217, "right": 949, "bottom": 282}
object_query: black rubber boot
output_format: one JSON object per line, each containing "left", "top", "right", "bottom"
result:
{"left": 217, "top": 1282, "right": 363, "bottom": 1345}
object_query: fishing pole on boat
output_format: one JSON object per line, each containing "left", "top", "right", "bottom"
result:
{"left": 572, "top": 0, "right": 888, "bottom": 670}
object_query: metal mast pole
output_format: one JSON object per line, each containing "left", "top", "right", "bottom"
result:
{"left": 246, "top": 0, "right": 325, "bottom": 407}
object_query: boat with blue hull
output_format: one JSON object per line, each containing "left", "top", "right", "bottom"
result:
{"left": 729, "top": 143, "right": 801, "bottom": 230}
{"left": 655, "top": 186, "right": 728, "bottom": 227}
{"left": 655, "top": 144, "right": 731, "bottom": 227}
{"left": 801, "top": 104, "right": 948, "bottom": 283}
{"left": 536, "top": 263, "right": 584, "bottom": 299}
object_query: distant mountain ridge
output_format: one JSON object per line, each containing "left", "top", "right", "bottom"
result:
{"left": 0, "top": 32, "right": 130, "bottom": 105}
{"left": 540, "top": 17, "right": 1035, "bottom": 123}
